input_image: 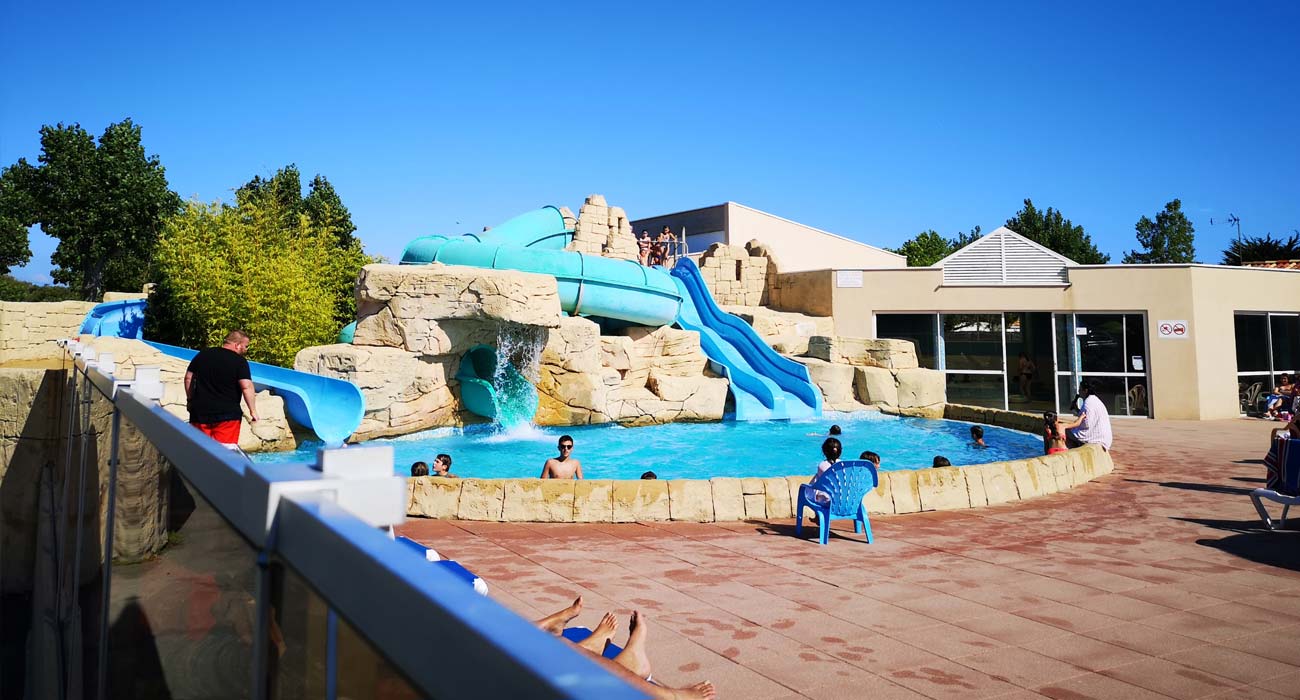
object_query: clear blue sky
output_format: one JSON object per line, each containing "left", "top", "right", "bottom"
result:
{"left": 2, "top": 1, "right": 1297, "bottom": 283}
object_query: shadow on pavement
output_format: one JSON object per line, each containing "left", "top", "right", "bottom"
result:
{"left": 1173, "top": 517, "right": 1300, "bottom": 573}
{"left": 1125, "top": 478, "right": 1254, "bottom": 496}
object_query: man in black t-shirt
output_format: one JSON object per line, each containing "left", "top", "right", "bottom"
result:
{"left": 185, "top": 330, "right": 258, "bottom": 445}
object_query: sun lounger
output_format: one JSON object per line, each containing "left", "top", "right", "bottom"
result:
{"left": 1251, "top": 436, "right": 1300, "bottom": 530}
{"left": 396, "top": 535, "right": 490, "bottom": 594}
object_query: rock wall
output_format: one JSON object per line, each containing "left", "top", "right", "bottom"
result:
{"left": 406, "top": 443, "right": 1115, "bottom": 521}
{"left": 721, "top": 305, "right": 834, "bottom": 356}
{"left": 566, "top": 194, "right": 639, "bottom": 262}
{"left": 0, "top": 300, "right": 97, "bottom": 364}
{"left": 696, "top": 241, "right": 773, "bottom": 306}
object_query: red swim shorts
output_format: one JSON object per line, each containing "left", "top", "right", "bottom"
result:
{"left": 192, "top": 420, "right": 241, "bottom": 445}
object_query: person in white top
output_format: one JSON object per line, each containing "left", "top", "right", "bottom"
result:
{"left": 1060, "top": 381, "right": 1113, "bottom": 451}
{"left": 809, "top": 437, "right": 843, "bottom": 504}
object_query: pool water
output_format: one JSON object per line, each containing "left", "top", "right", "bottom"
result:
{"left": 251, "top": 412, "right": 1044, "bottom": 480}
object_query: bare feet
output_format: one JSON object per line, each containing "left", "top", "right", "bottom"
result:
{"left": 577, "top": 612, "right": 618, "bottom": 654}
{"left": 662, "top": 681, "right": 716, "bottom": 700}
{"left": 536, "top": 596, "right": 583, "bottom": 636}
{"left": 615, "top": 610, "right": 652, "bottom": 678}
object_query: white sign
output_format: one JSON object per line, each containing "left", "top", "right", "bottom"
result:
{"left": 1156, "top": 320, "right": 1189, "bottom": 340}
{"left": 1131, "top": 356, "right": 1144, "bottom": 371}
{"left": 1075, "top": 327, "right": 1088, "bottom": 336}
{"left": 835, "top": 270, "right": 863, "bottom": 288}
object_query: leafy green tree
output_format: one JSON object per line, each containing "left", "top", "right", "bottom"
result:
{"left": 234, "top": 166, "right": 360, "bottom": 326}
{"left": 0, "top": 120, "right": 181, "bottom": 299}
{"left": 0, "top": 275, "right": 82, "bottom": 302}
{"left": 1122, "top": 199, "right": 1196, "bottom": 264}
{"left": 146, "top": 179, "right": 373, "bottom": 367}
{"left": 1005, "top": 199, "right": 1109, "bottom": 264}
{"left": 1221, "top": 232, "right": 1300, "bottom": 266}
{"left": 892, "top": 225, "right": 982, "bottom": 266}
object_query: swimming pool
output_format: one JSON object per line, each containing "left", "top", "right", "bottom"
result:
{"left": 251, "top": 412, "right": 1044, "bottom": 480}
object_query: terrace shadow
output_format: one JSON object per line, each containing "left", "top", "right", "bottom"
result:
{"left": 1173, "top": 516, "right": 1300, "bottom": 573}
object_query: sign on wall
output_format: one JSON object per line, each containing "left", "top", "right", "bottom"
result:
{"left": 835, "top": 270, "right": 863, "bottom": 288}
{"left": 1156, "top": 320, "right": 1190, "bottom": 340}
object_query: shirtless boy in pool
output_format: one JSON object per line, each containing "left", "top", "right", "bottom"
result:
{"left": 540, "top": 435, "right": 584, "bottom": 479}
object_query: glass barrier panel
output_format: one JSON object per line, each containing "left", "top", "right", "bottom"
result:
{"left": 335, "top": 609, "right": 424, "bottom": 700}
{"left": 103, "top": 457, "right": 257, "bottom": 700}
{"left": 268, "top": 561, "right": 328, "bottom": 700}
{"left": 942, "top": 314, "right": 1003, "bottom": 371}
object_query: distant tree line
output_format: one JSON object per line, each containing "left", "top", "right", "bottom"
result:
{"left": 0, "top": 119, "right": 375, "bottom": 366}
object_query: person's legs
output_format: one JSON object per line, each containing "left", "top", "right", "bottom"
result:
{"left": 614, "top": 610, "right": 651, "bottom": 678}
{"left": 536, "top": 596, "right": 583, "bottom": 635}
{"left": 577, "top": 612, "right": 617, "bottom": 654}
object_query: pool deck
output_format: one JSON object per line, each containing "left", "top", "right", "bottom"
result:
{"left": 397, "top": 418, "right": 1300, "bottom": 699}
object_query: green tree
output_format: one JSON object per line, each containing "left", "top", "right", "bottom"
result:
{"left": 892, "top": 225, "right": 982, "bottom": 266}
{"left": 146, "top": 182, "right": 372, "bottom": 367}
{"left": 0, "top": 120, "right": 181, "bottom": 299}
{"left": 0, "top": 275, "right": 82, "bottom": 302}
{"left": 1221, "top": 232, "right": 1300, "bottom": 266}
{"left": 1005, "top": 199, "right": 1109, "bottom": 264}
{"left": 235, "top": 166, "right": 361, "bottom": 326}
{"left": 1122, "top": 199, "right": 1196, "bottom": 264}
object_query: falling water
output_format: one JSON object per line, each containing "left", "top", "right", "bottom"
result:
{"left": 490, "top": 323, "right": 544, "bottom": 431}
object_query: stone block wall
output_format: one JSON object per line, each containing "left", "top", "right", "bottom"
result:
{"left": 0, "top": 300, "right": 97, "bottom": 364}
{"left": 696, "top": 242, "right": 772, "bottom": 306}
{"left": 720, "top": 305, "right": 834, "bottom": 356}
{"left": 405, "top": 444, "right": 1114, "bottom": 521}
{"left": 567, "top": 194, "right": 639, "bottom": 262}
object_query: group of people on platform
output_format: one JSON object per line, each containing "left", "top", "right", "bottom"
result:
{"left": 638, "top": 226, "right": 679, "bottom": 267}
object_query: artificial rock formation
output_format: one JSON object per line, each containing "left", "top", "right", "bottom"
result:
{"left": 696, "top": 242, "right": 771, "bottom": 306}
{"left": 0, "top": 300, "right": 97, "bottom": 364}
{"left": 567, "top": 194, "right": 639, "bottom": 262}
{"left": 721, "top": 305, "right": 834, "bottom": 356}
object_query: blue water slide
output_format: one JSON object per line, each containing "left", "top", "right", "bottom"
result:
{"left": 401, "top": 206, "right": 574, "bottom": 261}
{"left": 670, "top": 258, "right": 822, "bottom": 421}
{"left": 78, "top": 299, "right": 365, "bottom": 445}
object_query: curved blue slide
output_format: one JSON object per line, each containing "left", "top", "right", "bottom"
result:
{"left": 79, "top": 299, "right": 364, "bottom": 445}
{"left": 402, "top": 207, "right": 822, "bottom": 421}
{"left": 671, "top": 258, "right": 822, "bottom": 420}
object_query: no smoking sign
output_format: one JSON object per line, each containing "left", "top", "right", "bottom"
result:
{"left": 1157, "top": 320, "right": 1189, "bottom": 340}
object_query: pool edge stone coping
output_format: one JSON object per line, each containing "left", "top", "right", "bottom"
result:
{"left": 405, "top": 404, "right": 1116, "bottom": 522}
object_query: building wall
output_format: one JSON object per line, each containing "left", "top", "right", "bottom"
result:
{"left": 724, "top": 203, "right": 905, "bottom": 272}
{"left": 813, "top": 265, "right": 1300, "bottom": 420}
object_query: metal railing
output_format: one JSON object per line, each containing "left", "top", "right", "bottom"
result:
{"left": 31, "top": 341, "right": 640, "bottom": 700}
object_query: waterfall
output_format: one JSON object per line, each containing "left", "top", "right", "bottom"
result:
{"left": 490, "top": 323, "right": 544, "bottom": 430}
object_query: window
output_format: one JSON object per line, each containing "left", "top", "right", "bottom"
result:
{"left": 876, "top": 314, "right": 938, "bottom": 369}
{"left": 1235, "top": 312, "right": 1300, "bottom": 415}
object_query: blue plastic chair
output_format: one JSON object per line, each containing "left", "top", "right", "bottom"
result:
{"left": 795, "top": 460, "right": 879, "bottom": 545}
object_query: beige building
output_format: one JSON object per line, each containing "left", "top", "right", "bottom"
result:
{"left": 631, "top": 202, "right": 905, "bottom": 272}
{"left": 762, "top": 226, "right": 1300, "bottom": 421}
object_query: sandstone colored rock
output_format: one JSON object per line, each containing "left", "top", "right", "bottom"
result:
{"left": 888, "top": 470, "right": 922, "bottom": 513}
{"left": 944, "top": 404, "right": 992, "bottom": 424}
{"left": 354, "top": 263, "right": 562, "bottom": 351}
{"left": 1048, "top": 453, "right": 1073, "bottom": 491}
{"left": 668, "top": 480, "right": 714, "bottom": 521}
{"left": 295, "top": 344, "right": 458, "bottom": 440}
{"left": 612, "top": 480, "right": 670, "bottom": 521}
{"left": 795, "top": 357, "right": 857, "bottom": 406}
{"left": 408, "top": 477, "right": 462, "bottom": 518}
{"left": 963, "top": 466, "right": 989, "bottom": 507}
{"left": 697, "top": 244, "right": 770, "bottom": 306}
{"left": 895, "top": 368, "right": 945, "bottom": 409}
{"left": 806, "top": 336, "right": 919, "bottom": 369}
{"left": 502, "top": 480, "right": 576, "bottom": 522}
{"left": 711, "top": 478, "right": 745, "bottom": 521}
{"left": 861, "top": 473, "right": 894, "bottom": 514}
{"left": 457, "top": 479, "right": 506, "bottom": 520}
{"left": 785, "top": 475, "right": 810, "bottom": 515}
{"left": 917, "top": 467, "right": 972, "bottom": 511}
{"left": 574, "top": 480, "right": 614, "bottom": 522}
{"left": 1029, "top": 458, "right": 1061, "bottom": 495}
{"left": 853, "top": 366, "right": 898, "bottom": 407}
{"left": 743, "top": 493, "right": 767, "bottom": 519}
{"left": 981, "top": 462, "right": 1020, "bottom": 504}
{"left": 0, "top": 300, "right": 98, "bottom": 363}
{"left": 762, "top": 477, "right": 793, "bottom": 519}
{"left": 1010, "top": 459, "right": 1049, "bottom": 499}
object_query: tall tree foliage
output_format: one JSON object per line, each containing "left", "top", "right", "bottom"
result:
{"left": 1123, "top": 199, "right": 1196, "bottom": 264}
{"left": 1221, "top": 232, "right": 1300, "bottom": 266}
{"left": 892, "top": 226, "right": 982, "bottom": 267}
{"left": 1005, "top": 199, "right": 1109, "bottom": 264}
{"left": 0, "top": 120, "right": 181, "bottom": 299}
{"left": 146, "top": 172, "right": 372, "bottom": 367}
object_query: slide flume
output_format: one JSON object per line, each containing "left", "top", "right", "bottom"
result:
{"left": 79, "top": 300, "right": 364, "bottom": 445}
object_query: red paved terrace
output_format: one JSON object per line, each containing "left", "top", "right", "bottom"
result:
{"left": 398, "top": 419, "right": 1300, "bottom": 699}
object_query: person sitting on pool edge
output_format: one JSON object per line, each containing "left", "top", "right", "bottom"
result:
{"left": 410, "top": 461, "right": 429, "bottom": 477}
{"left": 541, "top": 435, "right": 583, "bottom": 479}
{"left": 432, "top": 453, "right": 458, "bottom": 478}
{"left": 970, "top": 425, "right": 986, "bottom": 448}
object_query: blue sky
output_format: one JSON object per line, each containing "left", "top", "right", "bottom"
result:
{"left": 2, "top": 1, "right": 1297, "bottom": 283}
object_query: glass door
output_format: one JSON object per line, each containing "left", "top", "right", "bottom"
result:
{"left": 1005, "top": 312, "right": 1055, "bottom": 413}
{"left": 1054, "top": 313, "right": 1151, "bottom": 417}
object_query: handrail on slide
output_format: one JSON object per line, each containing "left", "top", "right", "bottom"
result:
{"left": 671, "top": 258, "right": 823, "bottom": 413}
{"left": 78, "top": 298, "right": 364, "bottom": 445}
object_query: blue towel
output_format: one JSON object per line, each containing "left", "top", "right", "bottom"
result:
{"left": 562, "top": 627, "right": 623, "bottom": 659}
{"left": 1264, "top": 437, "right": 1300, "bottom": 497}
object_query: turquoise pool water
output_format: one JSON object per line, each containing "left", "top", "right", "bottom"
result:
{"left": 251, "top": 412, "right": 1043, "bottom": 480}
